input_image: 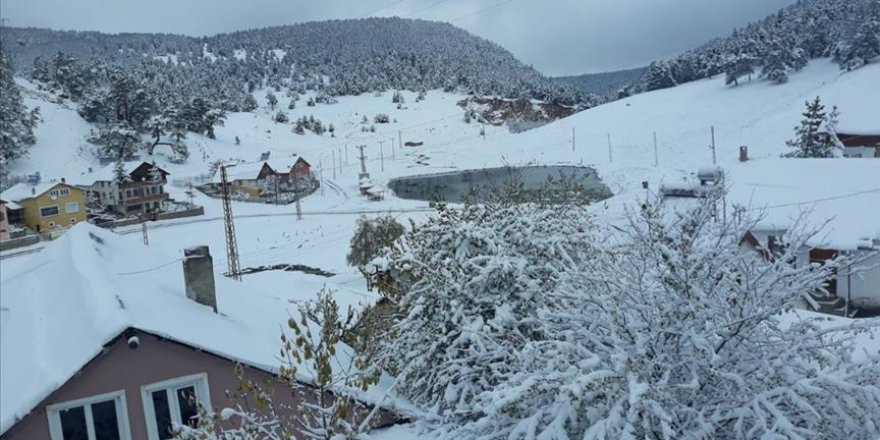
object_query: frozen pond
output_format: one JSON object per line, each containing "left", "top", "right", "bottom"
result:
{"left": 388, "top": 165, "right": 612, "bottom": 203}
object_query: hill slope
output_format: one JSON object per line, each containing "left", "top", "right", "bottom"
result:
{"left": 1, "top": 18, "right": 585, "bottom": 107}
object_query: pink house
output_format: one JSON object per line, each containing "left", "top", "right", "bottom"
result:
{"left": 0, "top": 226, "right": 402, "bottom": 440}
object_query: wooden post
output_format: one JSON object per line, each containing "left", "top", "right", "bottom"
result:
{"left": 607, "top": 133, "right": 613, "bottom": 163}
{"left": 710, "top": 126, "right": 717, "bottom": 165}
{"left": 653, "top": 131, "right": 659, "bottom": 167}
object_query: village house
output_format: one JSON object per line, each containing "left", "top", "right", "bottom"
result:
{"left": 214, "top": 157, "right": 315, "bottom": 199}
{"left": 0, "top": 180, "right": 87, "bottom": 232}
{"left": 820, "top": 131, "right": 880, "bottom": 158}
{"left": 0, "top": 200, "right": 9, "bottom": 241}
{"left": 659, "top": 159, "right": 880, "bottom": 317}
{"left": 0, "top": 226, "right": 401, "bottom": 440}
{"left": 78, "top": 162, "right": 170, "bottom": 216}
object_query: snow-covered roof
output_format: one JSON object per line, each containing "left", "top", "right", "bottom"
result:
{"left": 211, "top": 159, "right": 299, "bottom": 183}
{"left": 0, "top": 181, "right": 79, "bottom": 203}
{"left": 0, "top": 224, "right": 392, "bottom": 434}
{"left": 725, "top": 159, "right": 880, "bottom": 250}
{"left": 77, "top": 161, "right": 162, "bottom": 185}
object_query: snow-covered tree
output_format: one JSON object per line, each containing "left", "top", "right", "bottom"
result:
{"left": 642, "top": 60, "right": 677, "bottom": 91}
{"left": 266, "top": 90, "right": 278, "bottom": 110}
{"left": 839, "top": 20, "right": 880, "bottom": 70}
{"left": 0, "top": 44, "right": 38, "bottom": 163}
{"left": 242, "top": 94, "right": 258, "bottom": 112}
{"left": 374, "top": 190, "right": 880, "bottom": 440}
{"left": 783, "top": 96, "right": 837, "bottom": 158}
{"left": 372, "top": 199, "right": 597, "bottom": 403}
{"left": 101, "top": 121, "right": 142, "bottom": 160}
{"left": 346, "top": 215, "right": 405, "bottom": 268}
{"left": 273, "top": 110, "right": 289, "bottom": 123}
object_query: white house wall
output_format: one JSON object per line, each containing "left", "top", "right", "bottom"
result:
{"left": 838, "top": 250, "right": 880, "bottom": 310}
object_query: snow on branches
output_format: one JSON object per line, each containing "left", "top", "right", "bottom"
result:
{"left": 376, "top": 192, "right": 880, "bottom": 439}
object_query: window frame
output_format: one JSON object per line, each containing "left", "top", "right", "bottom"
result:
{"left": 65, "top": 201, "right": 80, "bottom": 214}
{"left": 46, "top": 389, "right": 132, "bottom": 440}
{"left": 40, "top": 205, "right": 60, "bottom": 218}
{"left": 140, "top": 373, "right": 211, "bottom": 440}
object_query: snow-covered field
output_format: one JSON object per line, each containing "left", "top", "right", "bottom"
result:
{"left": 5, "top": 59, "right": 879, "bottom": 315}
{"left": 3, "top": 57, "right": 880, "bottom": 438}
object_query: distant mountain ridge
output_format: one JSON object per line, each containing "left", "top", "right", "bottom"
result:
{"left": 552, "top": 67, "right": 646, "bottom": 98}
{"left": 0, "top": 18, "right": 588, "bottom": 107}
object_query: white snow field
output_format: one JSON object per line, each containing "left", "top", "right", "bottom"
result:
{"left": 2, "top": 58, "right": 879, "bottom": 437}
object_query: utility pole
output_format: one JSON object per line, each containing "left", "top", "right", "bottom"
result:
{"left": 653, "top": 131, "right": 659, "bottom": 167}
{"left": 379, "top": 141, "right": 385, "bottom": 172}
{"left": 572, "top": 127, "right": 576, "bottom": 152}
{"left": 141, "top": 216, "right": 149, "bottom": 246}
{"left": 295, "top": 196, "right": 302, "bottom": 221}
{"left": 398, "top": 131, "right": 403, "bottom": 153}
{"left": 219, "top": 166, "right": 241, "bottom": 281}
{"left": 319, "top": 159, "right": 325, "bottom": 196}
{"left": 338, "top": 148, "right": 343, "bottom": 174}
{"left": 357, "top": 145, "right": 368, "bottom": 176}
{"left": 345, "top": 144, "right": 349, "bottom": 165}
{"left": 710, "top": 126, "right": 717, "bottom": 165}
{"left": 332, "top": 150, "right": 337, "bottom": 180}
{"left": 607, "top": 133, "right": 613, "bottom": 163}
{"left": 391, "top": 138, "right": 396, "bottom": 160}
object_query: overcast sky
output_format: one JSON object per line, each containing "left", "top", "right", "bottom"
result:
{"left": 0, "top": 0, "right": 797, "bottom": 76}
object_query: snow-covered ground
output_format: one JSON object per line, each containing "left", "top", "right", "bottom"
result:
{"left": 3, "top": 57, "right": 879, "bottom": 437}
{"left": 6, "top": 58, "right": 879, "bottom": 317}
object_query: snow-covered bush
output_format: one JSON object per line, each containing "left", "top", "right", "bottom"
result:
{"left": 376, "top": 191, "right": 880, "bottom": 439}
{"left": 346, "top": 215, "right": 405, "bottom": 268}
{"left": 374, "top": 113, "right": 390, "bottom": 124}
{"left": 373, "top": 200, "right": 597, "bottom": 406}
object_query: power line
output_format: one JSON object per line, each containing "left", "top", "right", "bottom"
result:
{"left": 746, "top": 188, "right": 880, "bottom": 211}
{"left": 402, "top": 0, "right": 456, "bottom": 18}
{"left": 117, "top": 258, "right": 183, "bottom": 276}
{"left": 449, "top": 0, "right": 518, "bottom": 23}
{"left": 360, "top": 0, "right": 411, "bottom": 18}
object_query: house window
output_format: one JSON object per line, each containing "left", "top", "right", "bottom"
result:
{"left": 126, "top": 190, "right": 132, "bottom": 198}
{"left": 141, "top": 373, "right": 211, "bottom": 440}
{"left": 40, "top": 206, "right": 60, "bottom": 217}
{"left": 46, "top": 390, "right": 131, "bottom": 440}
{"left": 66, "top": 202, "right": 80, "bottom": 213}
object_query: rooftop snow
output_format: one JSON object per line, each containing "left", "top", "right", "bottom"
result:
{"left": 0, "top": 224, "right": 392, "bottom": 434}
{"left": 76, "top": 161, "right": 150, "bottom": 185}
{"left": 0, "top": 181, "right": 73, "bottom": 202}
{"left": 725, "top": 158, "right": 880, "bottom": 250}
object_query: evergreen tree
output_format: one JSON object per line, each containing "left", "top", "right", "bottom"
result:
{"left": 242, "top": 94, "right": 258, "bottom": 112}
{"left": 642, "top": 60, "right": 677, "bottom": 91}
{"left": 113, "top": 156, "right": 129, "bottom": 185}
{"left": 783, "top": 96, "right": 835, "bottom": 158}
{"left": 0, "top": 44, "right": 38, "bottom": 163}
{"left": 724, "top": 53, "right": 757, "bottom": 86}
{"left": 840, "top": 20, "right": 880, "bottom": 70}
{"left": 265, "top": 90, "right": 278, "bottom": 110}
{"left": 102, "top": 121, "right": 142, "bottom": 160}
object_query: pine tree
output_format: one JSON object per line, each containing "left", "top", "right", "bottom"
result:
{"left": 783, "top": 96, "right": 835, "bottom": 158}
{"left": 840, "top": 20, "right": 880, "bottom": 70}
{"left": 265, "top": 90, "right": 278, "bottom": 110}
{"left": 102, "top": 121, "right": 142, "bottom": 160}
{"left": 0, "top": 44, "right": 38, "bottom": 163}
{"left": 242, "top": 94, "right": 258, "bottom": 112}
{"left": 642, "top": 60, "right": 677, "bottom": 91}
{"left": 113, "top": 157, "right": 129, "bottom": 185}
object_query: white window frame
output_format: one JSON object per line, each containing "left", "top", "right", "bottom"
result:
{"left": 46, "top": 390, "right": 132, "bottom": 440}
{"left": 141, "top": 373, "right": 211, "bottom": 440}
{"left": 65, "top": 201, "right": 80, "bottom": 213}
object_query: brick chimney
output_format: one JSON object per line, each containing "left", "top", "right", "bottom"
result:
{"left": 182, "top": 246, "right": 217, "bottom": 312}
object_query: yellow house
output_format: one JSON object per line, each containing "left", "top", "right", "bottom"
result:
{"left": 0, "top": 180, "right": 87, "bottom": 232}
